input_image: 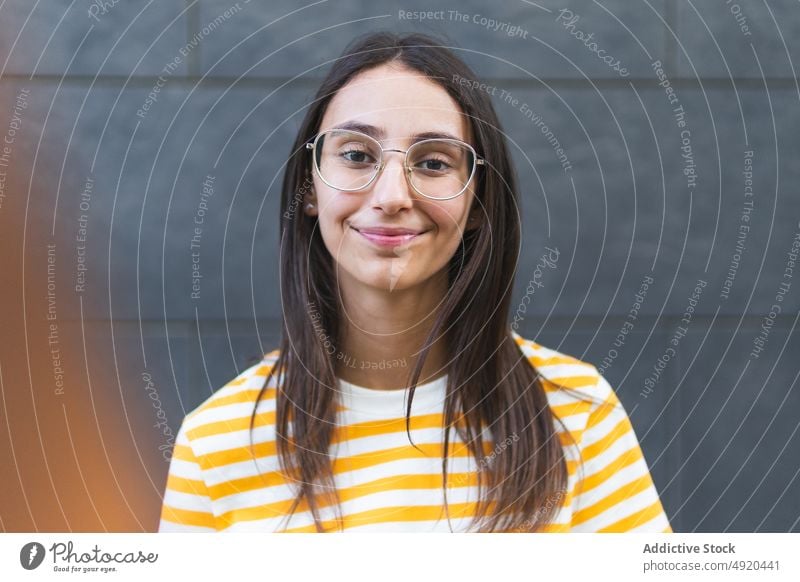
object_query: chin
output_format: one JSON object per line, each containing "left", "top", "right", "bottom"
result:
{"left": 359, "top": 272, "right": 414, "bottom": 292}
{"left": 337, "top": 262, "right": 419, "bottom": 292}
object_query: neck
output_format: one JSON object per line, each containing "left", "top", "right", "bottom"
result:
{"left": 334, "top": 272, "right": 449, "bottom": 390}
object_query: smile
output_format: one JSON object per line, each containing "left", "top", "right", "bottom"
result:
{"left": 351, "top": 227, "right": 428, "bottom": 248}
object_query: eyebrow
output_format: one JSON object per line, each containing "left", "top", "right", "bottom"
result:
{"left": 330, "top": 121, "right": 465, "bottom": 143}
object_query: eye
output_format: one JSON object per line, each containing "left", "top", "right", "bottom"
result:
{"left": 342, "top": 149, "right": 372, "bottom": 163}
{"left": 416, "top": 156, "right": 452, "bottom": 172}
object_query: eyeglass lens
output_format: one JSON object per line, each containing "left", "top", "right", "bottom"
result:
{"left": 314, "top": 130, "right": 476, "bottom": 199}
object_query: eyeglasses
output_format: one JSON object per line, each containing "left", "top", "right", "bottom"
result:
{"left": 305, "top": 129, "right": 485, "bottom": 200}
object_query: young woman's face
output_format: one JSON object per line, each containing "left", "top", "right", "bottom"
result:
{"left": 305, "top": 63, "right": 479, "bottom": 294}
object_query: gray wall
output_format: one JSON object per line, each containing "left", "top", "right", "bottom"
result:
{"left": 2, "top": 0, "right": 798, "bottom": 532}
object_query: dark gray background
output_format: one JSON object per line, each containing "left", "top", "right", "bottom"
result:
{"left": 2, "top": 0, "right": 798, "bottom": 532}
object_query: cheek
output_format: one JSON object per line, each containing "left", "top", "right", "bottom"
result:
{"left": 314, "top": 189, "right": 358, "bottom": 244}
{"left": 422, "top": 202, "right": 471, "bottom": 263}
{"left": 426, "top": 199, "right": 470, "bottom": 238}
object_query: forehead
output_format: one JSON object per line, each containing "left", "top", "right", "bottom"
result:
{"left": 319, "top": 63, "right": 472, "bottom": 144}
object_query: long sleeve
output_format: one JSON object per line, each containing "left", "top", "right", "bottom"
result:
{"left": 569, "top": 374, "right": 672, "bottom": 532}
{"left": 158, "top": 419, "right": 218, "bottom": 532}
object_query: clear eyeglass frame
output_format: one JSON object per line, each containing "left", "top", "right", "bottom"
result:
{"left": 304, "top": 129, "right": 486, "bottom": 201}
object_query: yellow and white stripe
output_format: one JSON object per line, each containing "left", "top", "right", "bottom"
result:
{"left": 159, "top": 331, "right": 672, "bottom": 533}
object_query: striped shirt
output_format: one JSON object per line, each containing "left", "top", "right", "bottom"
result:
{"left": 158, "top": 331, "right": 672, "bottom": 533}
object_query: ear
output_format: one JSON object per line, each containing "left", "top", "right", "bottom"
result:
{"left": 465, "top": 210, "right": 483, "bottom": 232}
{"left": 303, "top": 179, "right": 318, "bottom": 217}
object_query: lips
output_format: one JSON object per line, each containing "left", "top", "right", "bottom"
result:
{"left": 351, "top": 225, "right": 428, "bottom": 247}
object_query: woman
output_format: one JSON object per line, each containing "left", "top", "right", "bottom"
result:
{"left": 159, "top": 31, "right": 671, "bottom": 533}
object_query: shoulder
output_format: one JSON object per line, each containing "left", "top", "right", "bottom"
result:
{"left": 511, "top": 330, "right": 620, "bottom": 417}
{"left": 180, "top": 349, "right": 281, "bottom": 439}
{"left": 511, "top": 330, "right": 604, "bottom": 394}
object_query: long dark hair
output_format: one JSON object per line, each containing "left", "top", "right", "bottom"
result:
{"left": 250, "top": 31, "right": 575, "bottom": 532}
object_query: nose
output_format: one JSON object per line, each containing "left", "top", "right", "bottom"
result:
{"left": 368, "top": 151, "right": 414, "bottom": 214}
